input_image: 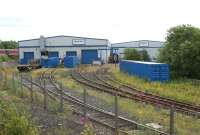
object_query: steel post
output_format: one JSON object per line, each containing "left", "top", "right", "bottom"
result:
{"left": 43, "top": 79, "right": 47, "bottom": 110}
{"left": 20, "top": 73, "right": 23, "bottom": 97}
{"left": 83, "top": 88, "right": 87, "bottom": 118}
{"left": 60, "top": 83, "right": 64, "bottom": 113}
{"left": 30, "top": 75, "right": 33, "bottom": 103}
{"left": 115, "top": 93, "right": 119, "bottom": 135}
{"left": 170, "top": 106, "right": 175, "bottom": 135}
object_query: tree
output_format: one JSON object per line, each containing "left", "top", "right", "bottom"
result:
{"left": 0, "top": 41, "right": 18, "bottom": 49}
{"left": 124, "top": 48, "right": 150, "bottom": 61}
{"left": 124, "top": 48, "right": 141, "bottom": 60}
{"left": 139, "top": 49, "right": 150, "bottom": 61}
{"left": 158, "top": 24, "right": 200, "bottom": 79}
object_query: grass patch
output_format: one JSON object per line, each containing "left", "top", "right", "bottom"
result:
{"left": 0, "top": 77, "right": 38, "bottom": 135}
{"left": 106, "top": 64, "right": 200, "bottom": 105}
{"left": 0, "top": 55, "right": 13, "bottom": 62}
{"left": 0, "top": 67, "right": 78, "bottom": 135}
{"left": 55, "top": 65, "right": 200, "bottom": 135}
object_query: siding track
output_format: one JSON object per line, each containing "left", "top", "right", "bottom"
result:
{"left": 22, "top": 68, "right": 168, "bottom": 135}
{"left": 71, "top": 67, "right": 200, "bottom": 118}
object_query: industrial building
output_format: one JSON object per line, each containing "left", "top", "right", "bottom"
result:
{"left": 18, "top": 35, "right": 111, "bottom": 64}
{"left": 111, "top": 40, "right": 164, "bottom": 61}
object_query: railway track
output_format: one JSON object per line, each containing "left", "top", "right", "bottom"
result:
{"left": 95, "top": 68, "right": 200, "bottom": 114}
{"left": 71, "top": 67, "right": 200, "bottom": 118}
{"left": 22, "top": 69, "right": 168, "bottom": 135}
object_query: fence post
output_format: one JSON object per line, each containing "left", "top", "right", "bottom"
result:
{"left": 83, "top": 88, "right": 87, "bottom": 118}
{"left": 12, "top": 72, "right": 15, "bottom": 93}
{"left": 30, "top": 75, "right": 33, "bottom": 103}
{"left": 170, "top": 105, "right": 175, "bottom": 135}
{"left": 59, "top": 83, "right": 64, "bottom": 113}
{"left": 0, "top": 72, "right": 2, "bottom": 81}
{"left": 20, "top": 73, "right": 23, "bottom": 98}
{"left": 115, "top": 93, "right": 119, "bottom": 135}
{"left": 4, "top": 72, "right": 7, "bottom": 87}
{"left": 43, "top": 79, "right": 47, "bottom": 110}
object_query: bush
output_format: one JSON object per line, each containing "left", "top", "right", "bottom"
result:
{"left": 81, "top": 123, "right": 96, "bottom": 135}
{"left": 124, "top": 48, "right": 150, "bottom": 61}
{"left": 0, "top": 98, "right": 38, "bottom": 135}
{"left": 0, "top": 56, "right": 11, "bottom": 62}
{"left": 158, "top": 24, "right": 200, "bottom": 79}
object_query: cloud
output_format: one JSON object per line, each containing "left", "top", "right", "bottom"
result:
{"left": 0, "top": 0, "right": 200, "bottom": 42}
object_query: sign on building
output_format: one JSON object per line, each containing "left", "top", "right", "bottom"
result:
{"left": 72, "top": 39, "right": 85, "bottom": 45}
{"left": 139, "top": 41, "right": 149, "bottom": 47}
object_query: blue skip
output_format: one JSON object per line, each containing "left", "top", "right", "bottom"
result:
{"left": 120, "top": 60, "right": 169, "bottom": 81}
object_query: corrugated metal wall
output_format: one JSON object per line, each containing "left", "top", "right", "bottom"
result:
{"left": 112, "top": 40, "right": 164, "bottom": 60}
{"left": 120, "top": 60, "right": 169, "bottom": 81}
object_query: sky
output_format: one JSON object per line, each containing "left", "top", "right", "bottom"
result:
{"left": 0, "top": 0, "right": 200, "bottom": 43}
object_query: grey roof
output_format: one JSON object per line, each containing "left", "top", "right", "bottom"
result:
{"left": 18, "top": 35, "right": 108, "bottom": 42}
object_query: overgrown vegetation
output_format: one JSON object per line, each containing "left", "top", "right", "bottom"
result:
{"left": 124, "top": 48, "right": 150, "bottom": 61}
{"left": 0, "top": 68, "right": 83, "bottom": 135}
{"left": 0, "top": 72, "right": 38, "bottom": 135}
{"left": 0, "top": 55, "right": 13, "bottom": 62}
{"left": 0, "top": 100, "right": 38, "bottom": 135}
{"left": 109, "top": 64, "right": 200, "bottom": 105}
{"left": 81, "top": 123, "right": 96, "bottom": 135}
{"left": 158, "top": 24, "right": 200, "bottom": 79}
{"left": 55, "top": 65, "right": 200, "bottom": 135}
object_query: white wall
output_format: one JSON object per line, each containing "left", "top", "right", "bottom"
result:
{"left": 46, "top": 36, "right": 108, "bottom": 46}
{"left": 19, "top": 39, "right": 39, "bottom": 47}
{"left": 112, "top": 40, "right": 164, "bottom": 48}
{"left": 18, "top": 35, "right": 110, "bottom": 63}
{"left": 19, "top": 48, "right": 40, "bottom": 59}
{"left": 112, "top": 40, "right": 164, "bottom": 60}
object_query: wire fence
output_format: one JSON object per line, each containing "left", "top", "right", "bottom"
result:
{"left": 0, "top": 71, "right": 175, "bottom": 135}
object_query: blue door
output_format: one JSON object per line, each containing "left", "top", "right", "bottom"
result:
{"left": 24, "top": 52, "right": 34, "bottom": 64}
{"left": 66, "top": 51, "right": 77, "bottom": 56}
{"left": 48, "top": 51, "right": 59, "bottom": 58}
{"left": 81, "top": 50, "right": 98, "bottom": 64}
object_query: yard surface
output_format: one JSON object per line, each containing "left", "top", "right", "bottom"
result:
{"left": 106, "top": 64, "right": 200, "bottom": 106}
{"left": 1, "top": 64, "right": 200, "bottom": 135}
{"left": 53, "top": 64, "right": 200, "bottom": 135}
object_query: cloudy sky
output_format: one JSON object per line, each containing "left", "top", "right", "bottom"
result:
{"left": 0, "top": 0, "right": 199, "bottom": 43}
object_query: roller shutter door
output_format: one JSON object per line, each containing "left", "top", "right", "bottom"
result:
{"left": 48, "top": 51, "right": 59, "bottom": 58}
{"left": 23, "top": 52, "right": 34, "bottom": 64}
{"left": 66, "top": 51, "right": 77, "bottom": 56}
{"left": 81, "top": 50, "right": 98, "bottom": 64}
